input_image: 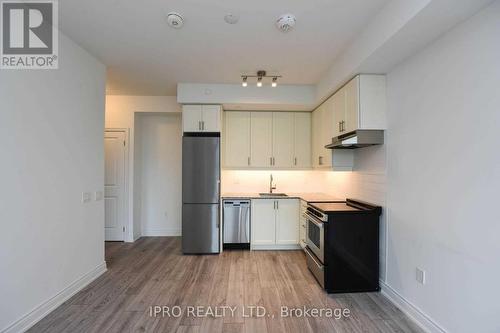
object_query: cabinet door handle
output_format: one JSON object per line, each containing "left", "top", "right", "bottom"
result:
{"left": 270, "top": 157, "right": 273, "bottom": 166}
{"left": 247, "top": 157, "right": 250, "bottom": 166}
{"left": 294, "top": 157, "right": 297, "bottom": 166}
{"left": 277, "top": 201, "right": 279, "bottom": 209}
{"left": 319, "top": 156, "right": 323, "bottom": 165}
{"left": 338, "top": 121, "right": 341, "bottom": 132}
{"left": 202, "top": 121, "right": 205, "bottom": 131}
{"left": 273, "top": 157, "right": 275, "bottom": 166}
{"left": 198, "top": 121, "right": 201, "bottom": 131}
{"left": 273, "top": 201, "right": 276, "bottom": 209}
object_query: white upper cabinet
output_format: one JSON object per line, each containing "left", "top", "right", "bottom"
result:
{"left": 332, "top": 74, "right": 386, "bottom": 136}
{"left": 182, "top": 105, "right": 221, "bottom": 132}
{"left": 312, "top": 102, "right": 332, "bottom": 168}
{"left": 293, "top": 113, "right": 311, "bottom": 168}
{"left": 311, "top": 74, "right": 386, "bottom": 170}
{"left": 250, "top": 112, "right": 273, "bottom": 168}
{"left": 320, "top": 98, "right": 333, "bottom": 168}
{"left": 202, "top": 105, "right": 222, "bottom": 132}
{"left": 223, "top": 111, "right": 312, "bottom": 169}
{"left": 357, "top": 75, "right": 387, "bottom": 130}
{"left": 224, "top": 111, "right": 251, "bottom": 168}
{"left": 182, "top": 105, "right": 203, "bottom": 132}
{"left": 311, "top": 106, "right": 321, "bottom": 168}
{"left": 272, "top": 112, "right": 294, "bottom": 168}
{"left": 344, "top": 76, "right": 359, "bottom": 133}
{"left": 332, "top": 86, "right": 346, "bottom": 138}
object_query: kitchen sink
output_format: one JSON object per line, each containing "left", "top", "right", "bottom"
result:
{"left": 259, "top": 193, "right": 288, "bottom": 197}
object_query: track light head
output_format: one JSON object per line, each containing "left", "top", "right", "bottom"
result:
{"left": 257, "top": 77, "right": 263, "bottom": 87}
{"left": 242, "top": 76, "right": 248, "bottom": 87}
{"left": 272, "top": 77, "right": 278, "bottom": 87}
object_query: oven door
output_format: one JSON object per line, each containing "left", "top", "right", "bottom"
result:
{"left": 305, "top": 246, "right": 324, "bottom": 288}
{"left": 306, "top": 212, "right": 325, "bottom": 263}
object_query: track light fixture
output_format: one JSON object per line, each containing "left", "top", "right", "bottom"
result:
{"left": 241, "top": 70, "right": 282, "bottom": 88}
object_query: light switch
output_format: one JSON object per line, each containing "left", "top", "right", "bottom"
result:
{"left": 82, "top": 192, "right": 91, "bottom": 203}
{"left": 94, "top": 191, "right": 103, "bottom": 201}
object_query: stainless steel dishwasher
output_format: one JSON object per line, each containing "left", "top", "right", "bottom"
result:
{"left": 223, "top": 200, "right": 250, "bottom": 249}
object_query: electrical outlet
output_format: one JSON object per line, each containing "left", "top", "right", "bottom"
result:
{"left": 82, "top": 192, "right": 91, "bottom": 203}
{"left": 416, "top": 268, "right": 426, "bottom": 285}
{"left": 94, "top": 191, "right": 103, "bottom": 201}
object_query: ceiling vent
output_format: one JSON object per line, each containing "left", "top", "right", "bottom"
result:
{"left": 276, "top": 14, "right": 296, "bottom": 33}
{"left": 166, "top": 12, "right": 184, "bottom": 29}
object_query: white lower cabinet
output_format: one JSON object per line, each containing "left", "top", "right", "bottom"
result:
{"left": 299, "top": 200, "right": 307, "bottom": 249}
{"left": 251, "top": 198, "right": 300, "bottom": 250}
{"left": 251, "top": 199, "right": 276, "bottom": 246}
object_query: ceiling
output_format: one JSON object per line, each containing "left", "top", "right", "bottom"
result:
{"left": 59, "top": 0, "right": 390, "bottom": 96}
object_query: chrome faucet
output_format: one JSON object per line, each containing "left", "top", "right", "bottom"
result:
{"left": 269, "top": 174, "right": 277, "bottom": 193}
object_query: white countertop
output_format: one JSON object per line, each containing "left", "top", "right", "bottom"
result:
{"left": 221, "top": 192, "right": 344, "bottom": 203}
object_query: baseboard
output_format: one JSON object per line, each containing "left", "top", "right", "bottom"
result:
{"left": 1, "top": 262, "right": 107, "bottom": 333}
{"left": 141, "top": 228, "right": 181, "bottom": 237}
{"left": 379, "top": 280, "right": 447, "bottom": 333}
{"left": 251, "top": 244, "right": 302, "bottom": 250}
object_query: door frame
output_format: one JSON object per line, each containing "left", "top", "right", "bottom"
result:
{"left": 105, "top": 128, "right": 130, "bottom": 241}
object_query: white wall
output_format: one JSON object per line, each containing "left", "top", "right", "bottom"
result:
{"left": 177, "top": 83, "right": 316, "bottom": 111}
{"left": 105, "top": 96, "right": 181, "bottom": 240}
{"left": 135, "top": 114, "right": 182, "bottom": 236}
{"left": 222, "top": 170, "right": 333, "bottom": 194}
{"left": 0, "top": 33, "right": 106, "bottom": 332}
{"left": 323, "top": 2, "right": 500, "bottom": 332}
{"left": 385, "top": 2, "right": 500, "bottom": 332}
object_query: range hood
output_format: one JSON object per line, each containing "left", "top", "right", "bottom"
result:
{"left": 325, "top": 130, "right": 384, "bottom": 149}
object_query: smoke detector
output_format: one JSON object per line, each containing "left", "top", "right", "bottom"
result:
{"left": 276, "top": 14, "right": 296, "bottom": 33}
{"left": 224, "top": 13, "right": 239, "bottom": 24}
{"left": 166, "top": 12, "right": 184, "bottom": 29}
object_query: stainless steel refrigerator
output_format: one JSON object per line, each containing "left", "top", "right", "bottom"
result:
{"left": 182, "top": 134, "right": 220, "bottom": 254}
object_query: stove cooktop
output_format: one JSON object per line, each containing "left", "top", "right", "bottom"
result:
{"left": 310, "top": 199, "right": 382, "bottom": 215}
{"left": 310, "top": 202, "right": 362, "bottom": 213}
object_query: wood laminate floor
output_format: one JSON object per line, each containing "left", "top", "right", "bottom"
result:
{"left": 29, "top": 237, "right": 423, "bottom": 333}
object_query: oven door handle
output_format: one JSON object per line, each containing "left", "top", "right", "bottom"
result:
{"left": 306, "top": 213, "right": 324, "bottom": 228}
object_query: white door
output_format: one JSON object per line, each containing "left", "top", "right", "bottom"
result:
{"left": 272, "top": 112, "right": 294, "bottom": 168}
{"left": 250, "top": 112, "right": 273, "bottom": 167}
{"left": 251, "top": 199, "right": 276, "bottom": 246}
{"left": 104, "top": 130, "right": 126, "bottom": 241}
{"left": 275, "top": 199, "right": 299, "bottom": 245}
{"left": 182, "top": 105, "right": 202, "bottom": 132}
{"left": 201, "top": 105, "right": 221, "bottom": 132}
{"left": 224, "top": 111, "right": 251, "bottom": 167}
{"left": 293, "top": 113, "right": 311, "bottom": 168}
{"left": 344, "top": 76, "right": 359, "bottom": 133}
